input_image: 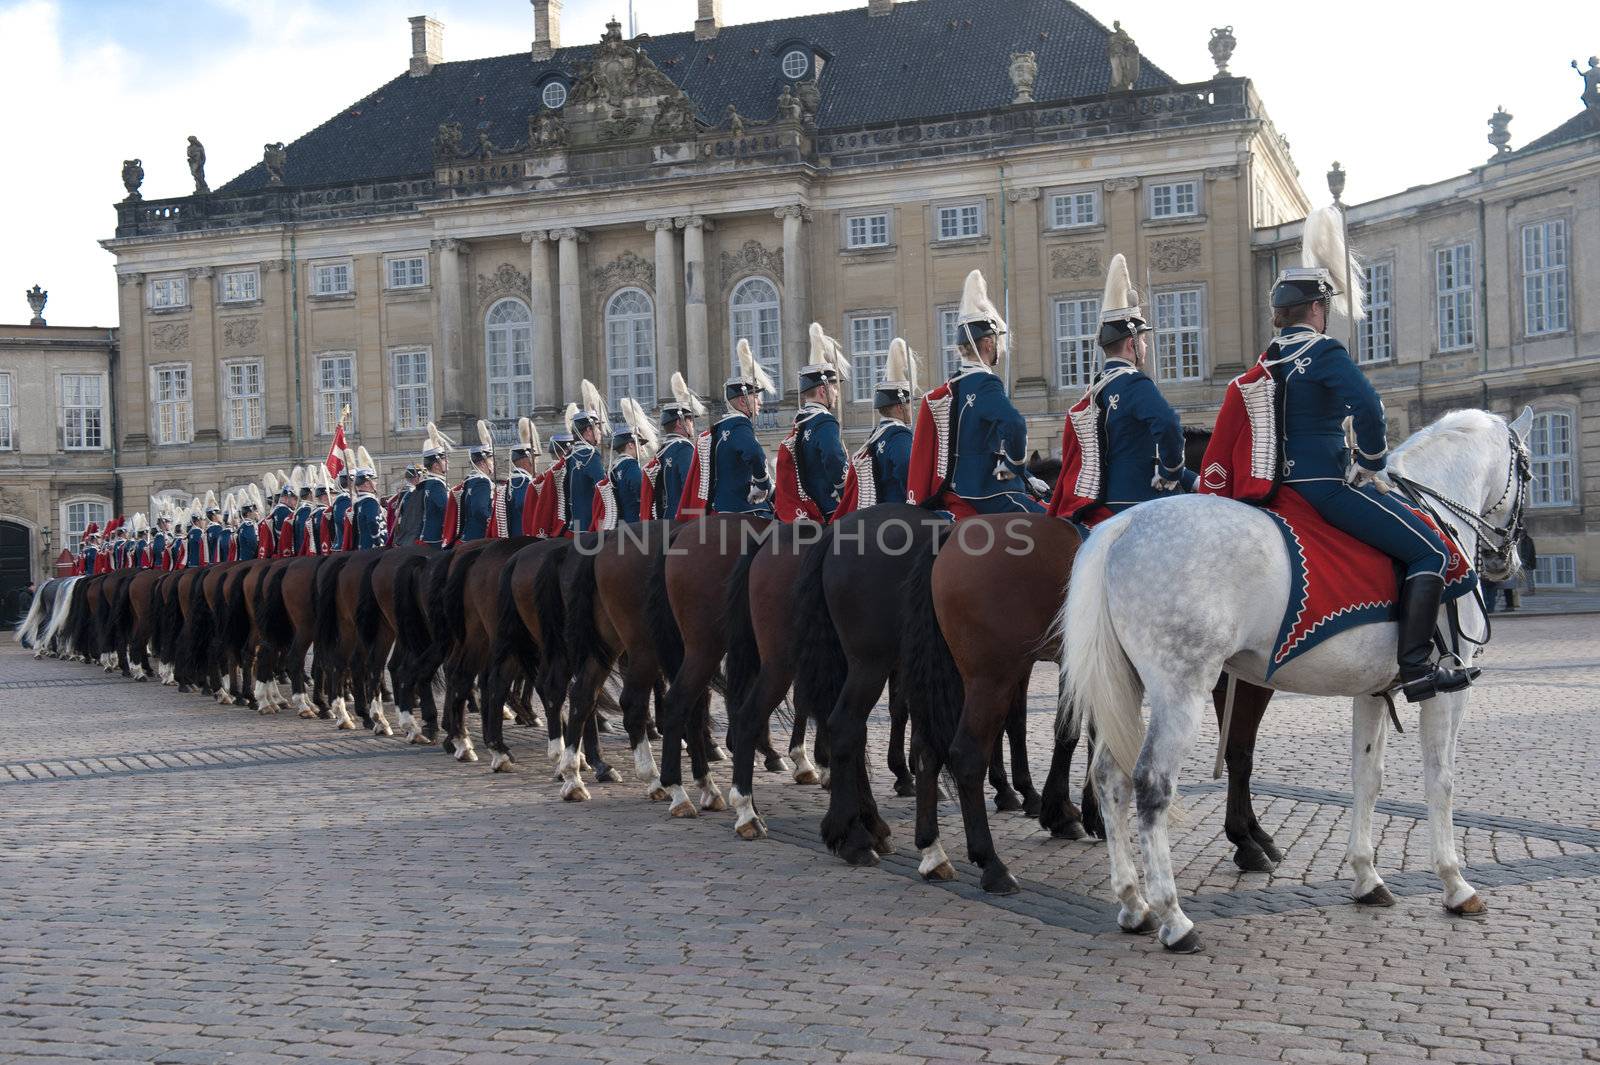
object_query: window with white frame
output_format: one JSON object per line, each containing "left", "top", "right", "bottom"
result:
{"left": 541, "top": 80, "right": 568, "bottom": 109}
{"left": 1050, "top": 190, "right": 1099, "bottom": 229}
{"left": 0, "top": 372, "right": 12, "bottom": 450}
{"left": 315, "top": 353, "right": 355, "bottom": 434}
{"left": 386, "top": 255, "right": 428, "bottom": 290}
{"left": 781, "top": 49, "right": 810, "bottom": 80}
{"left": 148, "top": 276, "right": 188, "bottom": 310}
{"left": 845, "top": 212, "right": 890, "bottom": 250}
{"left": 1149, "top": 180, "right": 1198, "bottom": 219}
{"left": 937, "top": 306, "right": 962, "bottom": 379}
{"left": 935, "top": 202, "right": 983, "bottom": 241}
{"left": 151, "top": 363, "right": 193, "bottom": 445}
{"left": 61, "top": 373, "right": 104, "bottom": 450}
{"left": 1153, "top": 289, "right": 1204, "bottom": 382}
{"left": 847, "top": 314, "right": 894, "bottom": 403}
{"left": 64, "top": 499, "right": 109, "bottom": 550}
{"left": 1530, "top": 410, "right": 1574, "bottom": 507}
{"left": 1358, "top": 261, "right": 1393, "bottom": 364}
{"left": 1435, "top": 243, "right": 1475, "bottom": 351}
{"left": 224, "top": 360, "right": 264, "bottom": 440}
{"left": 1535, "top": 554, "right": 1577, "bottom": 588}
{"left": 729, "top": 277, "right": 782, "bottom": 392}
{"left": 392, "top": 348, "right": 432, "bottom": 431}
{"left": 605, "top": 288, "right": 657, "bottom": 409}
{"left": 311, "top": 262, "right": 352, "bottom": 296}
{"left": 1522, "top": 220, "right": 1568, "bottom": 337}
{"left": 485, "top": 298, "right": 534, "bottom": 420}
{"left": 219, "top": 268, "right": 259, "bottom": 303}
{"left": 1053, "top": 297, "right": 1100, "bottom": 388}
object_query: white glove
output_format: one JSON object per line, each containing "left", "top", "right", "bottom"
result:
{"left": 1151, "top": 474, "right": 1179, "bottom": 492}
{"left": 1027, "top": 476, "right": 1051, "bottom": 497}
{"left": 1347, "top": 466, "right": 1393, "bottom": 493}
{"left": 993, "top": 461, "right": 1015, "bottom": 482}
{"left": 748, "top": 485, "right": 770, "bottom": 504}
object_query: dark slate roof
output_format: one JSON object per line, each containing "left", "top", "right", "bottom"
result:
{"left": 1513, "top": 107, "right": 1600, "bottom": 157}
{"left": 219, "top": 0, "right": 1175, "bottom": 193}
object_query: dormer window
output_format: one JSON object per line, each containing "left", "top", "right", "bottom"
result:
{"left": 541, "top": 79, "right": 568, "bottom": 109}
{"left": 781, "top": 48, "right": 810, "bottom": 80}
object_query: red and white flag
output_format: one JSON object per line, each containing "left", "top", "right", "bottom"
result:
{"left": 325, "top": 410, "right": 349, "bottom": 478}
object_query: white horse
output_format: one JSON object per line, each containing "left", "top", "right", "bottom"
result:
{"left": 1060, "top": 407, "right": 1533, "bottom": 952}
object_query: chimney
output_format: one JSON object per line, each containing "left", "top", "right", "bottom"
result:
{"left": 408, "top": 15, "right": 443, "bottom": 76}
{"left": 695, "top": 0, "right": 722, "bottom": 41}
{"left": 868, "top": 0, "right": 896, "bottom": 15}
{"left": 531, "top": 0, "right": 561, "bottom": 61}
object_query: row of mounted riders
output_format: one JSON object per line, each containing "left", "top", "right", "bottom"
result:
{"left": 24, "top": 494, "right": 1288, "bottom": 896}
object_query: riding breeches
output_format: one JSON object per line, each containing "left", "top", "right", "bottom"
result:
{"left": 961, "top": 491, "right": 1046, "bottom": 516}
{"left": 1289, "top": 479, "right": 1450, "bottom": 581}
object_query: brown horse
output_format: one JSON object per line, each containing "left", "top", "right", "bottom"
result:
{"left": 360, "top": 545, "right": 442, "bottom": 742}
{"left": 260, "top": 556, "right": 336, "bottom": 721}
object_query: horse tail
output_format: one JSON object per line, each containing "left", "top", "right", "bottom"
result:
{"left": 791, "top": 532, "right": 845, "bottom": 729}
{"left": 644, "top": 540, "right": 682, "bottom": 680}
{"left": 355, "top": 557, "right": 383, "bottom": 646}
{"left": 897, "top": 524, "right": 963, "bottom": 764}
{"left": 15, "top": 581, "right": 49, "bottom": 648}
{"left": 392, "top": 553, "right": 432, "bottom": 658}
{"left": 424, "top": 550, "right": 454, "bottom": 648}
{"left": 259, "top": 563, "right": 293, "bottom": 654}
{"left": 439, "top": 551, "right": 471, "bottom": 653}
{"left": 721, "top": 541, "right": 762, "bottom": 720}
{"left": 1059, "top": 513, "right": 1144, "bottom": 778}
{"left": 110, "top": 576, "right": 135, "bottom": 651}
{"left": 562, "top": 538, "right": 604, "bottom": 677}
{"left": 178, "top": 574, "right": 213, "bottom": 682}
{"left": 222, "top": 567, "right": 252, "bottom": 657}
{"left": 491, "top": 552, "right": 534, "bottom": 685}
{"left": 313, "top": 554, "right": 350, "bottom": 660}
{"left": 68, "top": 578, "right": 96, "bottom": 658}
{"left": 532, "top": 542, "right": 571, "bottom": 694}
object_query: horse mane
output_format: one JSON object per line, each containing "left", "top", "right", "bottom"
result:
{"left": 1389, "top": 409, "right": 1502, "bottom": 471}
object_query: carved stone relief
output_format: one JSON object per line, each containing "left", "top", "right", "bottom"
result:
{"left": 1051, "top": 245, "right": 1101, "bottom": 281}
{"left": 223, "top": 317, "right": 261, "bottom": 348}
{"left": 720, "top": 239, "right": 784, "bottom": 291}
{"left": 150, "top": 322, "right": 190, "bottom": 353}
{"left": 1150, "top": 236, "right": 1203, "bottom": 273}
{"left": 475, "top": 263, "right": 531, "bottom": 305}
{"left": 591, "top": 250, "right": 655, "bottom": 295}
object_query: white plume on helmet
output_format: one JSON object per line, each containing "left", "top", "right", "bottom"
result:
{"left": 262, "top": 470, "right": 279, "bottom": 498}
{"left": 619, "top": 396, "right": 660, "bottom": 458}
{"left": 249, "top": 484, "right": 266, "bottom": 512}
{"left": 1301, "top": 205, "right": 1365, "bottom": 322}
{"left": 517, "top": 416, "right": 542, "bottom": 456}
{"left": 669, "top": 372, "right": 706, "bottom": 417}
{"left": 883, "top": 337, "right": 919, "bottom": 396}
{"left": 956, "top": 268, "right": 1009, "bottom": 358}
{"left": 580, "top": 379, "right": 611, "bottom": 436}
{"left": 563, "top": 402, "right": 580, "bottom": 436}
{"left": 475, "top": 418, "right": 493, "bottom": 458}
{"left": 1101, "top": 253, "right": 1140, "bottom": 320}
{"left": 424, "top": 421, "right": 454, "bottom": 458}
{"left": 806, "top": 322, "right": 851, "bottom": 380}
{"left": 735, "top": 338, "right": 776, "bottom": 394}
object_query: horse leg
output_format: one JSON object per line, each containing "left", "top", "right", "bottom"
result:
{"left": 690, "top": 690, "right": 725, "bottom": 812}
{"left": 1221, "top": 681, "right": 1280, "bottom": 872}
{"left": 787, "top": 701, "right": 819, "bottom": 784}
{"left": 1426, "top": 694, "right": 1484, "bottom": 916}
{"left": 886, "top": 672, "right": 914, "bottom": 798}
{"left": 1346, "top": 692, "right": 1393, "bottom": 906}
{"left": 1038, "top": 701, "right": 1087, "bottom": 840}
{"left": 988, "top": 729, "right": 1022, "bottom": 812}
{"left": 912, "top": 732, "right": 954, "bottom": 881}
{"left": 728, "top": 669, "right": 789, "bottom": 841}
{"left": 617, "top": 664, "right": 658, "bottom": 785}
{"left": 1005, "top": 682, "right": 1041, "bottom": 818}
{"left": 947, "top": 686, "right": 1019, "bottom": 895}
{"left": 1093, "top": 743, "right": 1154, "bottom": 935}
{"left": 1133, "top": 682, "right": 1204, "bottom": 952}
{"left": 480, "top": 664, "right": 514, "bottom": 773}
{"left": 659, "top": 654, "right": 717, "bottom": 817}
{"left": 820, "top": 667, "right": 891, "bottom": 865}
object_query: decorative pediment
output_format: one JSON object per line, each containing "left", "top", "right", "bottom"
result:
{"left": 720, "top": 240, "right": 784, "bottom": 291}
{"left": 570, "top": 19, "right": 683, "bottom": 109}
{"left": 592, "top": 250, "right": 655, "bottom": 295}
{"left": 476, "top": 263, "right": 530, "bottom": 305}
{"left": 556, "top": 19, "right": 698, "bottom": 148}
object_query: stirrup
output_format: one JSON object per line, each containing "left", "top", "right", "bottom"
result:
{"left": 1399, "top": 657, "right": 1480, "bottom": 704}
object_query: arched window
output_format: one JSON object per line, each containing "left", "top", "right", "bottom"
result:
{"left": 485, "top": 298, "right": 534, "bottom": 420}
{"left": 1530, "top": 410, "right": 1574, "bottom": 507}
{"left": 729, "top": 277, "right": 781, "bottom": 393}
{"left": 605, "top": 288, "right": 657, "bottom": 409}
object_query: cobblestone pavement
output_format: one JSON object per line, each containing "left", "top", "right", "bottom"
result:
{"left": 2, "top": 618, "right": 1598, "bottom": 1065}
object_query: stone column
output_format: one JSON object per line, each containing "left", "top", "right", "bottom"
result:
{"left": 676, "top": 215, "right": 714, "bottom": 390}
{"left": 554, "top": 228, "right": 588, "bottom": 397}
{"left": 433, "top": 238, "right": 465, "bottom": 417}
{"left": 186, "top": 266, "right": 219, "bottom": 448}
{"left": 1004, "top": 186, "right": 1046, "bottom": 406}
{"left": 646, "top": 218, "right": 681, "bottom": 399}
{"left": 521, "top": 230, "right": 557, "bottom": 413}
{"left": 775, "top": 205, "right": 812, "bottom": 390}
{"left": 115, "top": 273, "right": 149, "bottom": 459}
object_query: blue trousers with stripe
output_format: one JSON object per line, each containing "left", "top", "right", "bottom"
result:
{"left": 1291, "top": 479, "right": 1450, "bottom": 580}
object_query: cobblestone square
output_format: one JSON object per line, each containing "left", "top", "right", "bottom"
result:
{"left": 2, "top": 615, "right": 1597, "bottom": 1064}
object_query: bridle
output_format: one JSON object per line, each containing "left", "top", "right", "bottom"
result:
{"left": 1388, "top": 425, "right": 1531, "bottom": 580}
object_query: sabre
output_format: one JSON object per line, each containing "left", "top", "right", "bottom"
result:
{"left": 1213, "top": 671, "right": 1237, "bottom": 779}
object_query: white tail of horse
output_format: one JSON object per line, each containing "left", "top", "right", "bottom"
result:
{"left": 1060, "top": 514, "right": 1145, "bottom": 777}
{"left": 14, "top": 583, "right": 49, "bottom": 647}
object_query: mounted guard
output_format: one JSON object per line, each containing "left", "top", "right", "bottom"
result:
{"left": 525, "top": 430, "right": 574, "bottom": 537}
{"left": 184, "top": 500, "right": 208, "bottom": 568}
{"left": 329, "top": 466, "right": 354, "bottom": 552}
{"left": 418, "top": 423, "right": 452, "bottom": 547}
{"left": 676, "top": 339, "right": 775, "bottom": 519}
{"left": 641, "top": 372, "right": 703, "bottom": 520}
{"left": 592, "top": 397, "right": 656, "bottom": 529}
{"left": 351, "top": 448, "right": 388, "bottom": 550}
{"left": 505, "top": 418, "right": 541, "bottom": 538}
{"left": 235, "top": 486, "right": 265, "bottom": 561}
{"left": 774, "top": 323, "right": 849, "bottom": 523}
{"left": 906, "top": 269, "right": 1047, "bottom": 516}
{"left": 442, "top": 420, "right": 505, "bottom": 547}
{"left": 835, "top": 337, "right": 917, "bottom": 517}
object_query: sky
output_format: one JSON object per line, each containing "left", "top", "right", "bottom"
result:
{"left": 0, "top": 0, "right": 1590, "bottom": 327}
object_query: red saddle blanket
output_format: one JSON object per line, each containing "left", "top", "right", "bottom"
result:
{"left": 1259, "top": 485, "right": 1475, "bottom": 677}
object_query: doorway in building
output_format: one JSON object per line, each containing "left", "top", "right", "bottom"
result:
{"left": 0, "top": 520, "right": 32, "bottom": 631}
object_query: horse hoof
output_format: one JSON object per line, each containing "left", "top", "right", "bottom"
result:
{"left": 297, "top": 708, "right": 317, "bottom": 720}
{"left": 373, "top": 721, "right": 393, "bottom": 738}
{"left": 669, "top": 800, "right": 698, "bottom": 819}
{"left": 647, "top": 785, "right": 670, "bottom": 802}
{"left": 595, "top": 766, "right": 622, "bottom": 784}
{"left": 923, "top": 861, "right": 956, "bottom": 883}
{"left": 489, "top": 752, "right": 514, "bottom": 773}
{"left": 1233, "top": 844, "right": 1278, "bottom": 874}
{"left": 407, "top": 730, "right": 429, "bottom": 746}
{"left": 562, "top": 781, "right": 591, "bottom": 802}
{"left": 1049, "top": 819, "right": 1087, "bottom": 841}
{"left": 872, "top": 836, "right": 894, "bottom": 857}
{"left": 764, "top": 755, "right": 793, "bottom": 774}
{"left": 336, "top": 718, "right": 357, "bottom": 731}
{"left": 980, "top": 868, "right": 1021, "bottom": 896}
{"left": 843, "top": 846, "right": 880, "bottom": 868}
{"left": 1355, "top": 884, "right": 1396, "bottom": 907}
{"left": 1163, "top": 929, "right": 1204, "bottom": 954}
{"left": 1119, "top": 912, "right": 1160, "bottom": 935}
{"left": 993, "top": 791, "right": 1023, "bottom": 813}
{"left": 134, "top": 674, "right": 148, "bottom": 683}
{"left": 734, "top": 817, "right": 767, "bottom": 841}
{"left": 454, "top": 746, "right": 478, "bottom": 764}
{"left": 793, "top": 768, "right": 820, "bottom": 786}
{"left": 893, "top": 778, "right": 916, "bottom": 799}
{"left": 1446, "top": 894, "right": 1488, "bottom": 917}
{"left": 708, "top": 745, "right": 729, "bottom": 763}
{"left": 701, "top": 793, "right": 727, "bottom": 813}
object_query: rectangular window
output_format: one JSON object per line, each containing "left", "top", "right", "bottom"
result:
{"left": 1149, "top": 181, "right": 1198, "bottom": 219}
{"left": 937, "top": 306, "right": 962, "bottom": 380}
{"left": 848, "top": 314, "right": 895, "bottom": 403}
{"left": 1050, "top": 190, "right": 1099, "bottom": 229}
{"left": 1535, "top": 555, "right": 1576, "bottom": 588}
{"left": 936, "top": 203, "right": 982, "bottom": 241}
{"left": 0, "top": 373, "right": 11, "bottom": 450}
{"left": 65, "top": 500, "right": 109, "bottom": 550}
{"left": 311, "top": 262, "right": 352, "bottom": 296}
{"left": 1530, "top": 411, "right": 1574, "bottom": 507}
{"left": 1358, "top": 261, "right": 1393, "bottom": 364}
{"left": 1053, "top": 297, "right": 1101, "bottom": 388}
{"left": 224, "top": 360, "right": 264, "bottom": 440}
{"left": 1153, "top": 289, "right": 1204, "bottom": 383}
{"left": 61, "top": 373, "right": 104, "bottom": 450}
{"left": 152, "top": 364, "right": 193, "bottom": 445}
{"left": 386, "top": 255, "right": 428, "bottom": 290}
{"left": 1522, "top": 220, "right": 1568, "bottom": 337}
{"left": 148, "top": 276, "right": 188, "bottom": 310}
{"left": 392, "top": 349, "right": 433, "bottom": 431}
{"left": 219, "top": 268, "right": 259, "bottom": 303}
{"left": 845, "top": 213, "right": 890, "bottom": 250}
{"left": 316, "top": 354, "right": 356, "bottom": 434}
{"left": 1436, "top": 244, "right": 1475, "bottom": 351}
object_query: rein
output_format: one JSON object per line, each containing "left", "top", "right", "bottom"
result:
{"left": 1386, "top": 426, "right": 1531, "bottom": 581}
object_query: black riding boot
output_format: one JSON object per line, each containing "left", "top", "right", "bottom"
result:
{"left": 1397, "top": 574, "right": 1480, "bottom": 703}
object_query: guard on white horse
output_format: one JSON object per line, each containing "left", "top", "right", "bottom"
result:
{"left": 1060, "top": 204, "right": 1534, "bottom": 953}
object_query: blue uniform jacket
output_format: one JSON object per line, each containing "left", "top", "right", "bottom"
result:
{"left": 269, "top": 502, "right": 293, "bottom": 544}
{"left": 457, "top": 473, "right": 494, "bottom": 543}
{"left": 1275, "top": 325, "right": 1389, "bottom": 483}
{"left": 354, "top": 495, "right": 386, "bottom": 550}
{"left": 794, "top": 404, "right": 847, "bottom": 519}
{"left": 419, "top": 476, "right": 448, "bottom": 545}
{"left": 292, "top": 503, "right": 314, "bottom": 554}
{"left": 81, "top": 546, "right": 97, "bottom": 573}
{"left": 948, "top": 366, "right": 1038, "bottom": 511}
{"left": 206, "top": 524, "right": 226, "bottom": 564}
{"left": 652, "top": 436, "right": 694, "bottom": 519}
{"left": 506, "top": 470, "right": 534, "bottom": 537}
{"left": 609, "top": 455, "right": 643, "bottom": 524}
{"left": 1097, "top": 357, "right": 1195, "bottom": 508}
{"left": 236, "top": 522, "right": 259, "bottom": 561}
{"left": 150, "top": 532, "right": 168, "bottom": 567}
{"left": 564, "top": 444, "right": 606, "bottom": 532}
{"left": 870, "top": 420, "right": 914, "bottom": 505}
{"left": 185, "top": 526, "right": 206, "bottom": 568}
{"left": 710, "top": 412, "right": 771, "bottom": 515}
{"left": 330, "top": 495, "right": 353, "bottom": 551}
